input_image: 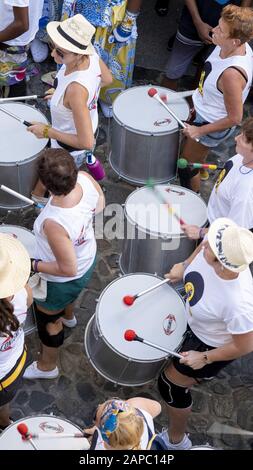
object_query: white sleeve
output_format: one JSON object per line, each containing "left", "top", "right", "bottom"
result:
{"left": 224, "top": 300, "right": 253, "bottom": 335}
{"left": 227, "top": 188, "right": 253, "bottom": 230}
{"left": 4, "top": 0, "right": 29, "bottom": 6}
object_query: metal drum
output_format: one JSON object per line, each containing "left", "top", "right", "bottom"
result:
{"left": 190, "top": 445, "right": 218, "bottom": 450}
{"left": 119, "top": 184, "right": 207, "bottom": 279}
{"left": 0, "top": 225, "right": 37, "bottom": 335}
{"left": 0, "top": 415, "right": 90, "bottom": 450}
{"left": 84, "top": 273, "right": 187, "bottom": 386}
{"left": 109, "top": 85, "right": 189, "bottom": 185}
{"left": 0, "top": 103, "right": 48, "bottom": 209}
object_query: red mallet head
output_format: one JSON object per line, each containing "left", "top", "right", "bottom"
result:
{"left": 17, "top": 423, "right": 29, "bottom": 439}
{"left": 123, "top": 295, "right": 135, "bottom": 306}
{"left": 124, "top": 329, "right": 137, "bottom": 341}
{"left": 148, "top": 88, "right": 158, "bottom": 98}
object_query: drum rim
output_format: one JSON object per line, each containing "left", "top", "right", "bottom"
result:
{"left": 112, "top": 85, "right": 189, "bottom": 136}
{"left": 0, "top": 102, "right": 49, "bottom": 164}
{"left": 123, "top": 184, "right": 208, "bottom": 237}
{"left": 94, "top": 272, "right": 186, "bottom": 362}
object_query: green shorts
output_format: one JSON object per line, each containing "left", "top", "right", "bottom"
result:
{"left": 35, "top": 258, "right": 96, "bottom": 311}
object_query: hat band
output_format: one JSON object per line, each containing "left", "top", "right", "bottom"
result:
{"left": 57, "top": 25, "right": 88, "bottom": 51}
{"left": 216, "top": 227, "right": 240, "bottom": 269}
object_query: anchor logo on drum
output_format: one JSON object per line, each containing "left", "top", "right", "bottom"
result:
{"left": 154, "top": 118, "right": 172, "bottom": 127}
{"left": 163, "top": 314, "right": 176, "bottom": 336}
{"left": 39, "top": 421, "right": 64, "bottom": 433}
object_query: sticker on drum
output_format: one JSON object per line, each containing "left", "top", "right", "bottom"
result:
{"left": 112, "top": 85, "right": 189, "bottom": 135}
{"left": 0, "top": 415, "right": 90, "bottom": 450}
{"left": 84, "top": 273, "right": 187, "bottom": 386}
{"left": 0, "top": 225, "right": 36, "bottom": 258}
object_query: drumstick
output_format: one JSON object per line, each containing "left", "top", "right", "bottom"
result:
{"left": 123, "top": 278, "right": 170, "bottom": 306}
{"left": 17, "top": 423, "right": 38, "bottom": 450}
{"left": 22, "top": 432, "right": 89, "bottom": 439}
{"left": 177, "top": 158, "right": 223, "bottom": 171}
{"left": 0, "top": 94, "right": 45, "bottom": 103}
{"left": 0, "top": 105, "right": 32, "bottom": 126}
{"left": 0, "top": 184, "right": 44, "bottom": 208}
{"left": 160, "top": 90, "right": 195, "bottom": 103}
{"left": 147, "top": 179, "right": 186, "bottom": 226}
{"left": 148, "top": 88, "right": 200, "bottom": 142}
{"left": 124, "top": 330, "right": 183, "bottom": 359}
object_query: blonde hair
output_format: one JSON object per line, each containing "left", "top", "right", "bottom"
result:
{"left": 221, "top": 5, "right": 253, "bottom": 43}
{"left": 107, "top": 408, "right": 144, "bottom": 450}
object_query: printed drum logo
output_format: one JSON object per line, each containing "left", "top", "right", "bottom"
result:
{"left": 39, "top": 421, "right": 64, "bottom": 434}
{"left": 154, "top": 118, "right": 171, "bottom": 127}
{"left": 163, "top": 314, "right": 176, "bottom": 336}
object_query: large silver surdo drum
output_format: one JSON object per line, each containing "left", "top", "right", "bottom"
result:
{"left": 0, "top": 225, "right": 37, "bottom": 335}
{"left": 84, "top": 273, "right": 187, "bottom": 386}
{"left": 109, "top": 86, "right": 189, "bottom": 185}
{"left": 119, "top": 184, "right": 207, "bottom": 277}
{"left": 0, "top": 103, "right": 48, "bottom": 209}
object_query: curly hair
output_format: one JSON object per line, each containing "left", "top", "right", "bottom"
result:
{"left": 0, "top": 298, "right": 19, "bottom": 337}
{"left": 221, "top": 5, "right": 253, "bottom": 43}
{"left": 241, "top": 117, "right": 253, "bottom": 148}
{"left": 38, "top": 148, "right": 78, "bottom": 196}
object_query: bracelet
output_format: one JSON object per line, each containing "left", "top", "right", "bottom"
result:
{"left": 33, "top": 259, "right": 42, "bottom": 273}
{"left": 199, "top": 227, "right": 206, "bottom": 239}
{"left": 43, "top": 124, "right": 51, "bottom": 139}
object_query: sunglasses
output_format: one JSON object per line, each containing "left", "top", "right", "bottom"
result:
{"left": 48, "top": 41, "right": 66, "bottom": 59}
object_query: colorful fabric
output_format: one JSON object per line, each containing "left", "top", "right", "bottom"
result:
{"left": 36, "top": 0, "right": 64, "bottom": 42}
{"left": 0, "top": 45, "right": 29, "bottom": 87}
{"left": 61, "top": 0, "right": 137, "bottom": 104}
{"left": 99, "top": 400, "right": 131, "bottom": 443}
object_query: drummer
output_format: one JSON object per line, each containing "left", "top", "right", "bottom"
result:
{"left": 27, "top": 13, "right": 112, "bottom": 202}
{"left": 23, "top": 149, "right": 105, "bottom": 380}
{"left": 0, "top": 234, "right": 32, "bottom": 430}
{"left": 158, "top": 218, "right": 253, "bottom": 450}
{"left": 84, "top": 397, "right": 161, "bottom": 450}
{"left": 182, "top": 117, "right": 253, "bottom": 240}
{"left": 178, "top": 4, "right": 253, "bottom": 193}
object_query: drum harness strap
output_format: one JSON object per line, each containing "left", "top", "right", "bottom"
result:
{"left": 0, "top": 346, "right": 27, "bottom": 390}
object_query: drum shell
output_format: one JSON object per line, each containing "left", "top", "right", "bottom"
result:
{"left": 85, "top": 315, "right": 169, "bottom": 386}
{"left": 110, "top": 122, "right": 179, "bottom": 185}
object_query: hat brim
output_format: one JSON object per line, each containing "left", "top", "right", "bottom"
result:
{"left": 47, "top": 21, "right": 95, "bottom": 55}
{"left": 207, "top": 218, "right": 247, "bottom": 273}
{"left": 0, "top": 234, "right": 31, "bottom": 298}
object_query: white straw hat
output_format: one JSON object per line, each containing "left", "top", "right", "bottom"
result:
{"left": 47, "top": 14, "right": 95, "bottom": 55}
{"left": 208, "top": 218, "right": 253, "bottom": 273}
{"left": 0, "top": 233, "right": 31, "bottom": 298}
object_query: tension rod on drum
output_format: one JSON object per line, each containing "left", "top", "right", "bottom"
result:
{"left": 124, "top": 330, "right": 183, "bottom": 359}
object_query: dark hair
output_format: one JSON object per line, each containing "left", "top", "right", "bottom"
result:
{"left": 0, "top": 299, "right": 19, "bottom": 336}
{"left": 38, "top": 149, "right": 78, "bottom": 196}
{"left": 241, "top": 117, "right": 253, "bottom": 148}
{"left": 222, "top": 5, "right": 253, "bottom": 43}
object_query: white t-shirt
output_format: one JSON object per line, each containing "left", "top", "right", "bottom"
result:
{"left": 0, "top": 0, "right": 43, "bottom": 46}
{"left": 34, "top": 172, "right": 99, "bottom": 283}
{"left": 0, "top": 288, "right": 27, "bottom": 380}
{"left": 184, "top": 248, "right": 253, "bottom": 347}
{"left": 207, "top": 154, "right": 253, "bottom": 230}
{"left": 94, "top": 409, "right": 155, "bottom": 450}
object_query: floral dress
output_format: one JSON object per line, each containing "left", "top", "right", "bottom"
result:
{"left": 61, "top": 0, "right": 138, "bottom": 105}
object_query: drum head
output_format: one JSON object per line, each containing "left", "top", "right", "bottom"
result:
{"left": 0, "top": 103, "right": 48, "bottom": 163}
{"left": 96, "top": 273, "right": 187, "bottom": 361}
{"left": 124, "top": 184, "right": 207, "bottom": 237}
{"left": 0, "top": 415, "right": 90, "bottom": 450}
{"left": 0, "top": 225, "right": 36, "bottom": 258}
{"left": 113, "top": 86, "right": 189, "bottom": 135}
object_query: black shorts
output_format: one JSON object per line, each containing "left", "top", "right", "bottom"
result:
{"left": 173, "top": 328, "right": 233, "bottom": 379}
{"left": 0, "top": 349, "right": 27, "bottom": 406}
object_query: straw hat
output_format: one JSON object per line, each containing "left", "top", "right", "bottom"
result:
{"left": 0, "top": 233, "right": 31, "bottom": 298}
{"left": 47, "top": 14, "right": 95, "bottom": 55}
{"left": 208, "top": 218, "right": 253, "bottom": 273}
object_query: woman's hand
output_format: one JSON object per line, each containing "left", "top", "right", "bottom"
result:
{"left": 182, "top": 224, "right": 201, "bottom": 240}
{"left": 44, "top": 87, "right": 55, "bottom": 100}
{"left": 179, "top": 350, "right": 207, "bottom": 369}
{"left": 195, "top": 21, "right": 213, "bottom": 44}
{"left": 165, "top": 263, "right": 184, "bottom": 283}
{"left": 182, "top": 123, "right": 203, "bottom": 140}
{"left": 83, "top": 426, "right": 96, "bottom": 436}
{"left": 27, "top": 122, "right": 48, "bottom": 139}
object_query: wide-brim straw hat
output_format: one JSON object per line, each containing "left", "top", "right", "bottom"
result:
{"left": 208, "top": 217, "right": 253, "bottom": 273}
{"left": 0, "top": 233, "right": 31, "bottom": 298}
{"left": 47, "top": 14, "right": 95, "bottom": 55}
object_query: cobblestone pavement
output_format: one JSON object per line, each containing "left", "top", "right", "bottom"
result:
{"left": 1, "top": 10, "right": 253, "bottom": 450}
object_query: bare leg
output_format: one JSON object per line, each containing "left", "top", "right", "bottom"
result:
{"left": 164, "top": 363, "right": 196, "bottom": 443}
{"left": 32, "top": 179, "right": 46, "bottom": 197}
{"left": 182, "top": 136, "right": 209, "bottom": 192}
{"left": 0, "top": 403, "right": 11, "bottom": 428}
{"left": 63, "top": 302, "right": 75, "bottom": 320}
